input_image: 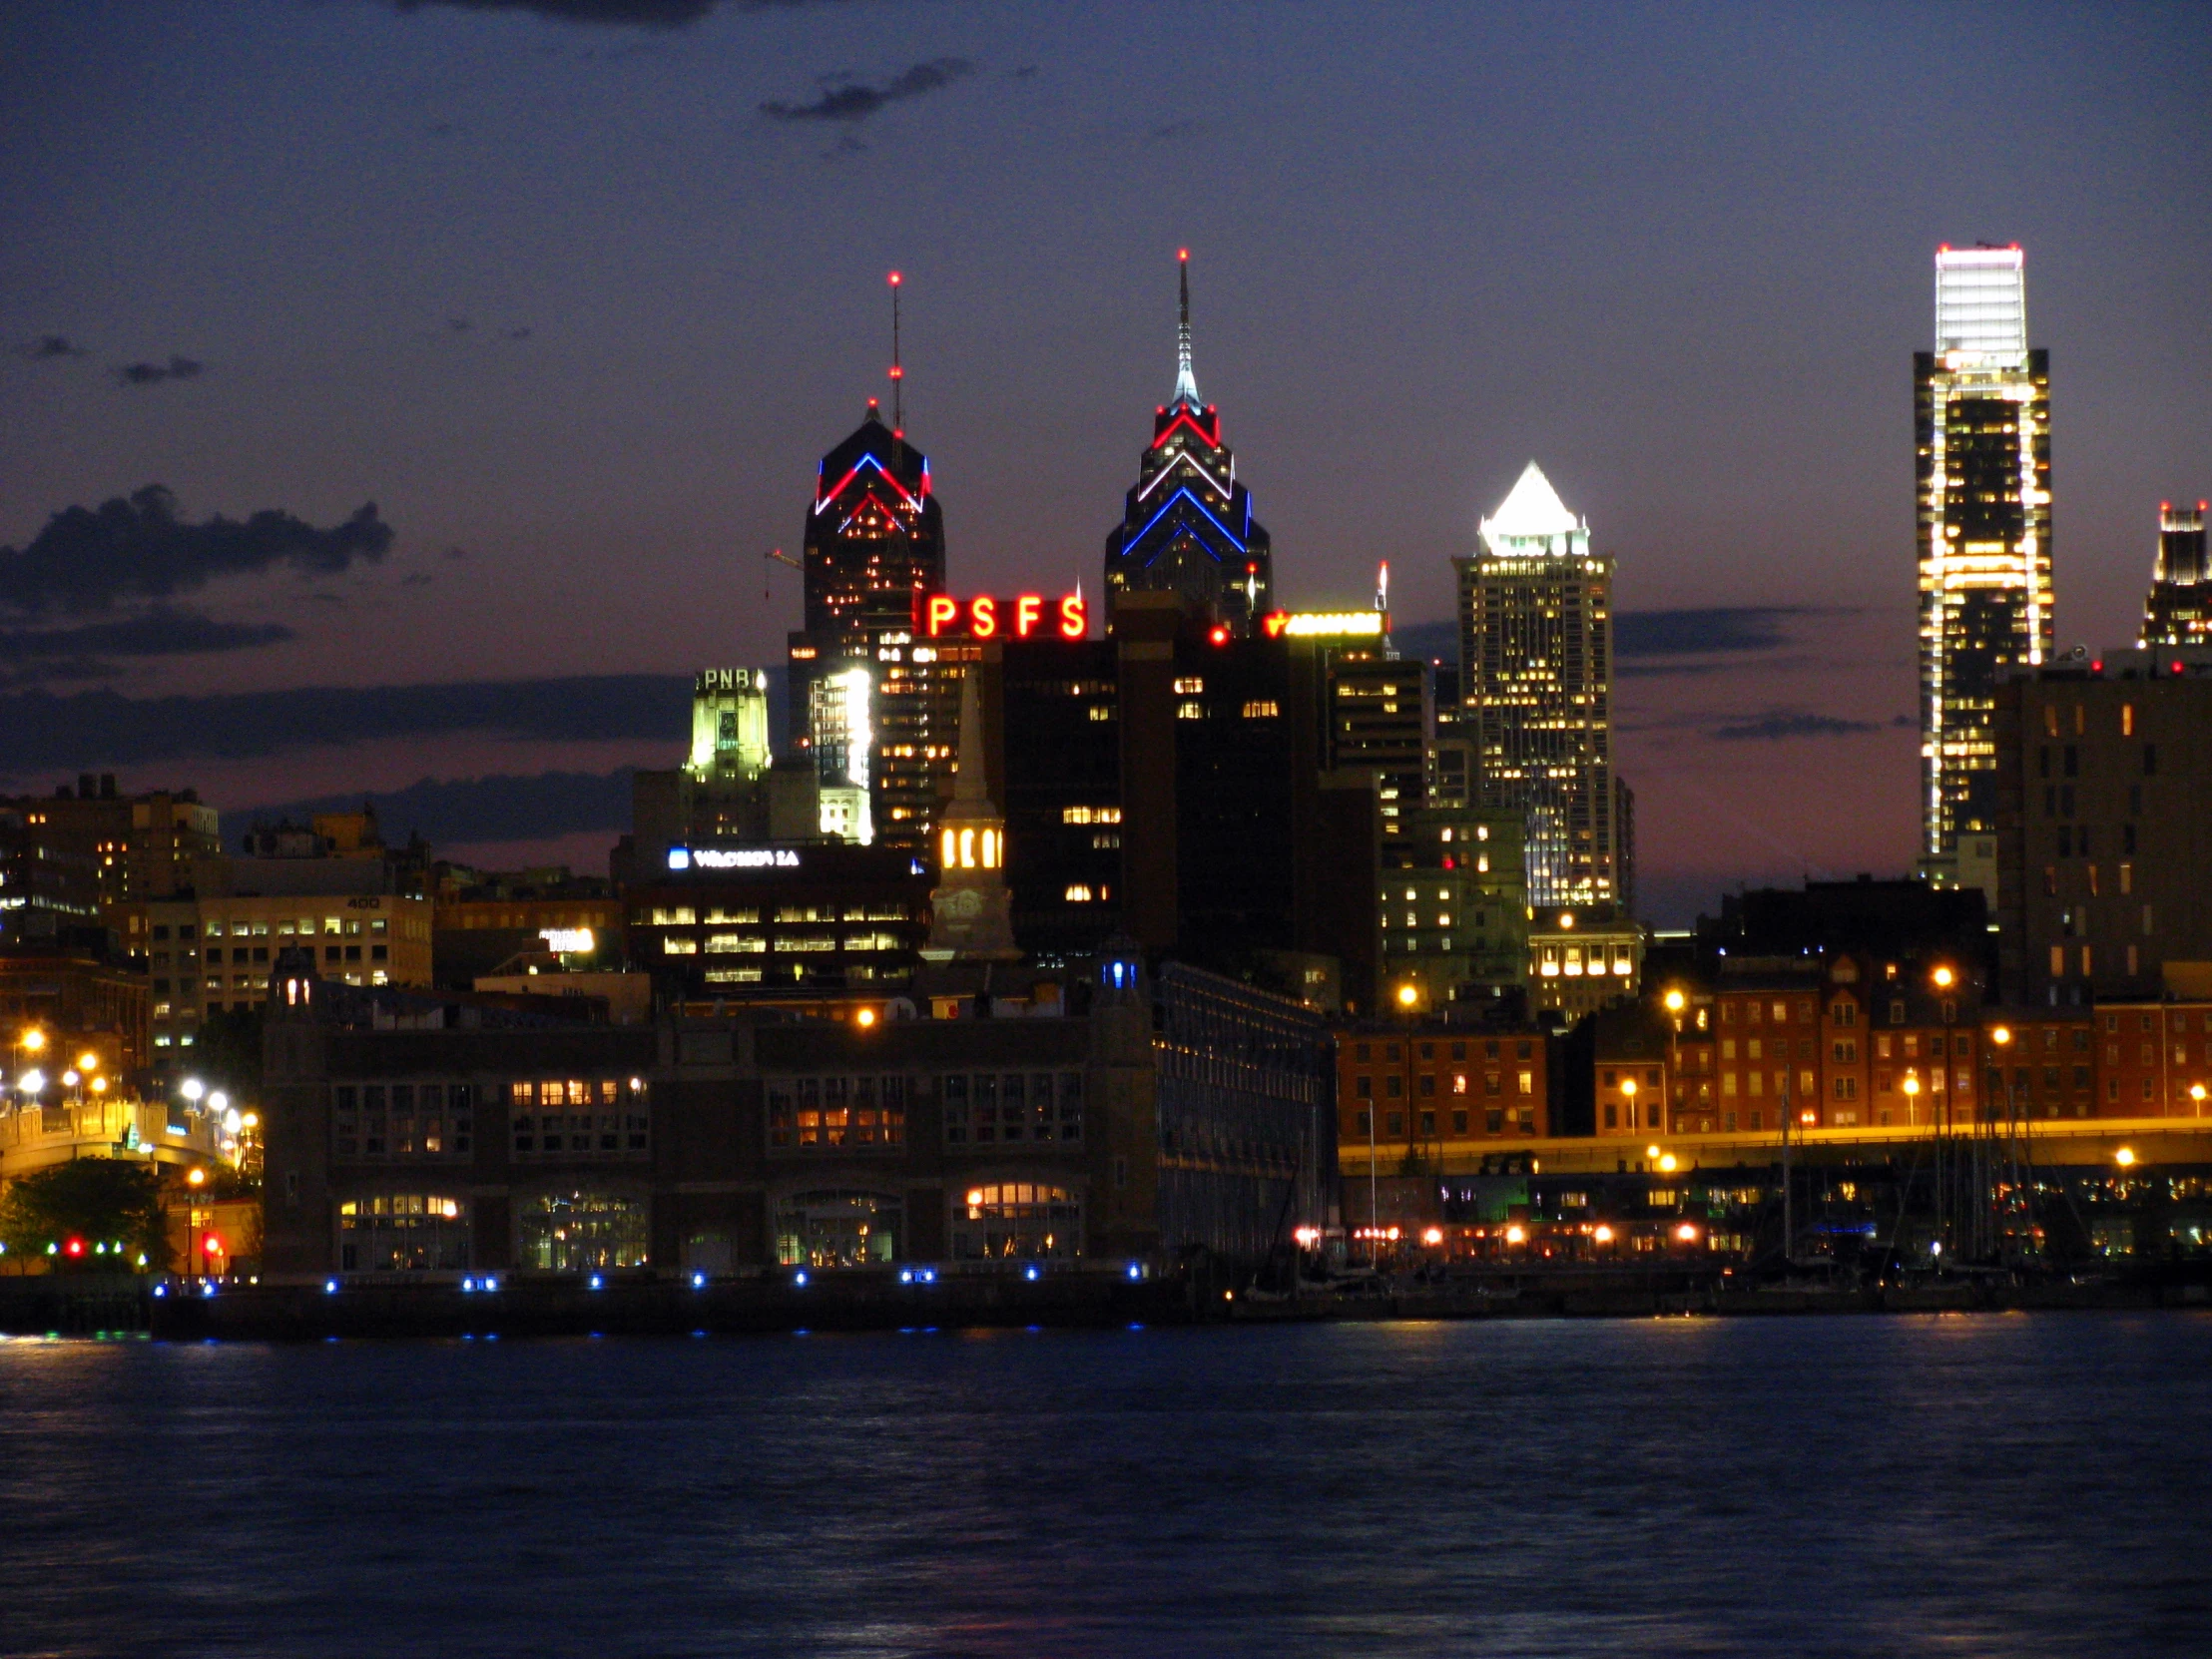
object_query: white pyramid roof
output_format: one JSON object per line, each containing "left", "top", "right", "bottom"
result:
{"left": 1481, "top": 461, "right": 1583, "bottom": 541}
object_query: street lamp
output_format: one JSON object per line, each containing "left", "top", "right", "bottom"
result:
{"left": 186, "top": 1166, "right": 207, "bottom": 1287}
{"left": 1903, "top": 1071, "right": 1921, "bottom": 1126}
{"left": 1663, "top": 988, "right": 1685, "bottom": 1014}
{"left": 181, "top": 1078, "right": 206, "bottom": 1104}
{"left": 1621, "top": 1075, "right": 1638, "bottom": 1135}
{"left": 1933, "top": 965, "right": 1955, "bottom": 990}
{"left": 2192, "top": 1084, "right": 2206, "bottom": 1118}
{"left": 2115, "top": 1147, "right": 2137, "bottom": 1169}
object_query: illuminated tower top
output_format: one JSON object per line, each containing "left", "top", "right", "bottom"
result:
{"left": 1478, "top": 461, "right": 1590, "bottom": 560}
{"left": 1936, "top": 247, "right": 2028, "bottom": 365}
{"left": 1103, "top": 250, "right": 1274, "bottom": 635}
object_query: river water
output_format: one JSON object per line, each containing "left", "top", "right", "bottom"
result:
{"left": 2, "top": 1314, "right": 2208, "bottom": 1658}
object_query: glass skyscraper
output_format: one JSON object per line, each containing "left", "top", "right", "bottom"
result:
{"left": 1102, "top": 252, "right": 1274, "bottom": 635}
{"left": 2140, "top": 501, "right": 2210, "bottom": 649}
{"left": 1452, "top": 462, "right": 1618, "bottom": 909}
{"left": 1915, "top": 246, "right": 2051, "bottom": 873}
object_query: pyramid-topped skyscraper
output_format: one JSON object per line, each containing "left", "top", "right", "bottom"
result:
{"left": 1453, "top": 462, "right": 1621, "bottom": 910}
{"left": 1102, "top": 251, "right": 1273, "bottom": 635}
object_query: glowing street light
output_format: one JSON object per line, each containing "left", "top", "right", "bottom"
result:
{"left": 1420, "top": 1227, "right": 1444, "bottom": 1247}
{"left": 19, "top": 1069, "right": 45, "bottom": 1095}
{"left": 187, "top": 1167, "right": 207, "bottom": 1187}
{"left": 20, "top": 1028, "right": 46, "bottom": 1054}
{"left": 1933, "top": 965, "right": 1955, "bottom": 989}
{"left": 77, "top": 1051, "right": 100, "bottom": 1073}
{"left": 1662, "top": 988, "right": 1686, "bottom": 1013}
{"left": 2115, "top": 1147, "right": 2137, "bottom": 1168}
{"left": 1990, "top": 1025, "right": 2011, "bottom": 1048}
{"left": 1394, "top": 983, "right": 1418, "bottom": 1009}
{"left": 181, "top": 1078, "right": 206, "bottom": 1103}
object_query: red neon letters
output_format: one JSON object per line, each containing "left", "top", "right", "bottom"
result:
{"left": 917, "top": 593, "right": 1088, "bottom": 640}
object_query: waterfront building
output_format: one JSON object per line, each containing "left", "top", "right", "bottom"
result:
{"left": 1991, "top": 651, "right": 2212, "bottom": 1005}
{"left": 2140, "top": 501, "right": 2211, "bottom": 649}
{"left": 1102, "top": 252, "right": 1275, "bottom": 636}
{"left": 258, "top": 946, "right": 1334, "bottom": 1280}
{"left": 1453, "top": 462, "right": 1619, "bottom": 908}
{"left": 1916, "top": 246, "right": 2052, "bottom": 887}
{"left": 1336, "top": 1017, "right": 1555, "bottom": 1169}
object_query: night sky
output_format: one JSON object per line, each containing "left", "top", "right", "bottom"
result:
{"left": 3, "top": 0, "right": 2208, "bottom": 923}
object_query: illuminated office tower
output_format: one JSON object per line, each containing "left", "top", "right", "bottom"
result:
{"left": 2140, "top": 501, "right": 2211, "bottom": 649}
{"left": 1453, "top": 462, "right": 1617, "bottom": 908}
{"left": 1915, "top": 246, "right": 2051, "bottom": 875}
{"left": 1102, "top": 251, "right": 1274, "bottom": 634}
{"left": 791, "top": 397, "right": 959, "bottom": 851}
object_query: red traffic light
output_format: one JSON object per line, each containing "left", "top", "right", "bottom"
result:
{"left": 203, "top": 1235, "right": 225, "bottom": 1257}
{"left": 1208, "top": 625, "right": 1229, "bottom": 646}
{"left": 64, "top": 1237, "right": 84, "bottom": 1257}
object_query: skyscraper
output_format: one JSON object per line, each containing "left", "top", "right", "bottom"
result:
{"left": 1102, "top": 252, "right": 1274, "bottom": 635}
{"left": 789, "top": 399, "right": 961, "bottom": 852}
{"left": 1453, "top": 462, "right": 1618, "bottom": 909}
{"left": 2140, "top": 501, "right": 2210, "bottom": 649}
{"left": 1916, "top": 246, "right": 2052, "bottom": 876}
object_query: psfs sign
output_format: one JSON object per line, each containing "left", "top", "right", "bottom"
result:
{"left": 915, "top": 593, "right": 1089, "bottom": 640}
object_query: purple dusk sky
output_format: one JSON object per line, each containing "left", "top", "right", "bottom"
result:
{"left": 2, "top": 1, "right": 2208, "bottom": 921}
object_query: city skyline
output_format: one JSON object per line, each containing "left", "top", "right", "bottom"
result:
{"left": 2, "top": 2, "right": 2209, "bottom": 925}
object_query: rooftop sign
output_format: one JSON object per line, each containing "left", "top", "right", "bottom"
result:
{"left": 667, "top": 847, "right": 802, "bottom": 871}
{"left": 1260, "top": 610, "right": 1387, "bottom": 639}
{"left": 916, "top": 593, "right": 1088, "bottom": 640}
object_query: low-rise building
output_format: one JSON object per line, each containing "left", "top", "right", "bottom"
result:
{"left": 259, "top": 947, "right": 1334, "bottom": 1280}
{"left": 1336, "top": 1017, "right": 1553, "bottom": 1176}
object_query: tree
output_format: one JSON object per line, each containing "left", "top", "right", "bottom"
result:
{"left": 0, "top": 1158, "right": 170, "bottom": 1272}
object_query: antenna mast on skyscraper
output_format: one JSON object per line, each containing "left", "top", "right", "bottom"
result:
{"left": 1173, "top": 248, "right": 1199, "bottom": 407}
{"left": 887, "top": 271, "right": 905, "bottom": 456}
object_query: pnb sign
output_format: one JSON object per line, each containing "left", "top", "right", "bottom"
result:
{"left": 696, "top": 668, "right": 766, "bottom": 693}
{"left": 915, "top": 593, "right": 1089, "bottom": 640}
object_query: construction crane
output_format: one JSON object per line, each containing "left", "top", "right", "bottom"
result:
{"left": 763, "top": 546, "right": 800, "bottom": 603}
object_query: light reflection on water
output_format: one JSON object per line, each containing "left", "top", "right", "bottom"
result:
{"left": 1, "top": 1314, "right": 2209, "bottom": 1657}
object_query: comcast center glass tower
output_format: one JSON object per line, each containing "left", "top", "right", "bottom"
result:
{"left": 1915, "top": 246, "right": 2052, "bottom": 867}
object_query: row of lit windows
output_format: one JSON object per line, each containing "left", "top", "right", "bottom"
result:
{"left": 1354, "top": 1071, "right": 1534, "bottom": 1099}
{"left": 646, "top": 904, "right": 909, "bottom": 927}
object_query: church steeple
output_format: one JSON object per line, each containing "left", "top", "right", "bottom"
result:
{"left": 921, "top": 669, "right": 1020, "bottom": 962}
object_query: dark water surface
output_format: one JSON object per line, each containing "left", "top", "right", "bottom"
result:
{"left": 4, "top": 1314, "right": 2210, "bottom": 1658}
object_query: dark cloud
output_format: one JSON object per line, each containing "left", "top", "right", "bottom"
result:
{"left": 1709, "top": 710, "right": 1884, "bottom": 743}
{"left": 238, "top": 769, "right": 636, "bottom": 847}
{"left": 1392, "top": 606, "right": 1824, "bottom": 670}
{"left": 391, "top": 1, "right": 840, "bottom": 26}
{"left": 0, "top": 485, "right": 394, "bottom": 618}
{"left": 0, "top": 609, "right": 294, "bottom": 667}
{"left": 113, "top": 355, "right": 206, "bottom": 386}
{"left": 393, "top": 1, "right": 724, "bottom": 25}
{"left": 0, "top": 674, "right": 696, "bottom": 773}
{"left": 15, "top": 334, "right": 87, "bottom": 361}
{"left": 761, "top": 58, "right": 973, "bottom": 124}
{"left": 1615, "top": 606, "right": 1818, "bottom": 658}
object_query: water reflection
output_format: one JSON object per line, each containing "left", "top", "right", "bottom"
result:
{"left": 0, "top": 1315, "right": 2207, "bottom": 1656}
